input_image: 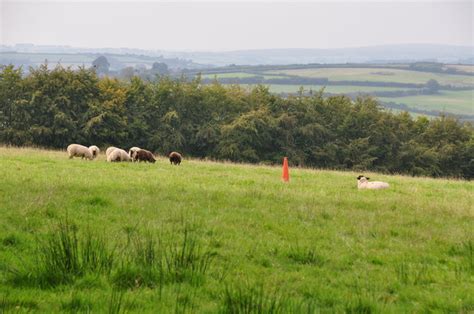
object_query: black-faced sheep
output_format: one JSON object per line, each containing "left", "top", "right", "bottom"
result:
{"left": 134, "top": 149, "right": 156, "bottom": 163}
{"left": 169, "top": 152, "right": 182, "bottom": 165}
{"left": 107, "top": 148, "right": 132, "bottom": 162}
{"left": 67, "top": 144, "right": 94, "bottom": 160}
{"left": 357, "top": 175, "right": 389, "bottom": 190}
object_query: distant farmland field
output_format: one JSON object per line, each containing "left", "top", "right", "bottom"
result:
{"left": 201, "top": 72, "right": 285, "bottom": 79}
{"left": 265, "top": 84, "right": 416, "bottom": 94}
{"left": 445, "top": 64, "right": 474, "bottom": 73}
{"left": 265, "top": 67, "right": 474, "bottom": 87}
{"left": 379, "top": 90, "right": 474, "bottom": 116}
{"left": 197, "top": 65, "right": 474, "bottom": 119}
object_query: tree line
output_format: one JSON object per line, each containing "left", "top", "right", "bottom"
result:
{"left": 1, "top": 64, "right": 473, "bottom": 179}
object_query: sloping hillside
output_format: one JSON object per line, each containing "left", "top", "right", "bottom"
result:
{"left": 0, "top": 147, "right": 473, "bottom": 312}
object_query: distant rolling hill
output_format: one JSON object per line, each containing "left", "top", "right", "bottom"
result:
{"left": 2, "top": 43, "right": 473, "bottom": 66}
{"left": 162, "top": 44, "right": 474, "bottom": 66}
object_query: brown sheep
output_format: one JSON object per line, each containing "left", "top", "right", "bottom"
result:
{"left": 134, "top": 149, "right": 156, "bottom": 163}
{"left": 169, "top": 152, "right": 182, "bottom": 165}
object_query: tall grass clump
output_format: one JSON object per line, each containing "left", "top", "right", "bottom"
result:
{"left": 113, "top": 232, "right": 164, "bottom": 289}
{"left": 61, "top": 293, "right": 93, "bottom": 313}
{"left": 220, "top": 283, "right": 288, "bottom": 314}
{"left": 108, "top": 289, "right": 127, "bottom": 314}
{"left": 9, "top": 220, "right": 114, "bottom": 287}
{"left": 287, "top": 244, "right": 325, "bottom": 266}
{"left": 112, "top": 226, "right": 216, "bottom": 289}
{"left": 452, "top": 240, "right": 474, "bottom": 273}
{"left": 220, "top": 283, "right": 318, "bottom": 314}
{"left": 0, "top": 293, "right": 39, "bottom": 312}
{"left": 163, "top": 226, "right": 216, "bottom": 285}
{"left": 345, "top": 297, "right": 377, "bottom": 314}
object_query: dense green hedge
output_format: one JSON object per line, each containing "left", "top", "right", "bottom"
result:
{"left": 1, "top": 64, "right": 473, "bottom": 178}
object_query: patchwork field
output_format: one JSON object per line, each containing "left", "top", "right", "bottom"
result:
{"left": 266, "top": 84, "right": 416, "bottom": 94}
{"left": 446, "top": 64, "right": 474, "bottom": 73}
{"left": 265, "top": 67, "right": 474, "bottom": 87}
{"left": 197, "top": 65, "right": 474, "bottom": 119}
{"left": 1, "top": 147, "right": 473, "bottom": 312}
{"left": 379, "top": 90, "right": 474, "bottom": 116}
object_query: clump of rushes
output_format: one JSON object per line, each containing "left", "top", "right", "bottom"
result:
{"left": 287, "top": 245, "right": 325, "bottom": 266}
{"left": 9, "top": 219, "right": 114, "bottom": 287}
{"left": 220, "top": 283, "right": 287, "bottom": 313}
{"left": 112, "top": 226, "right": 216, "bottom": 289}
{"left": 163, "top": 226, "right": 216, "bottom": 285}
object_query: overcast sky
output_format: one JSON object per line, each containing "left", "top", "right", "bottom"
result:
{"left": 1, "top": 1, "right": 472, "bottom": 51}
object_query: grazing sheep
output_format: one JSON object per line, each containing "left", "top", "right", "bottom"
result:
{"left": 107, "top": 148, "right": 132, "bottom": 162}
{"left": 67, "top": 144, "right": 94, "bottom": 160}
{"left": 89, "top": 145, "right": 100, "bottom": 159}
{"left": 169, "top": 152, "right": 182, "bottom": 165}
{"left": 129, "top": 147, "right": 141, "bottom": 160}
{"left": 134, "top": 149, "right": 156, "bottom": 163}
{"left": 357, "top": 175, "right": 389, "bottom": 190}
{"left": 106, "top": 146, "right": 118, "bottom": 158}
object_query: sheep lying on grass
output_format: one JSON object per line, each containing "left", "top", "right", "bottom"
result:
{"left": 106, "top": 146, "right": 118, "bottom": 158}
{"left": 107, "top": 148, "right": 131, "bottom": 162}
{"left": 134, "top": 149, "right": 156, "bottom": 163}
{"left": 67, "top": 144, "right": 96, "bottom": 160}
{"left": 169, "top": 152, "right": 182, "bottom": 165}
{"left": 357, "top": 175, "right": 389, "bottom": 190}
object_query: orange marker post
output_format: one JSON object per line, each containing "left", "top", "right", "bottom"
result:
{"left": 282, "top": 157, "right": 290, "bottom": 182}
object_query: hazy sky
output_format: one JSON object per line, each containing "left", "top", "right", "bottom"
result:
{"left": 1, "top": 0, "right": 473, "bottom": 51}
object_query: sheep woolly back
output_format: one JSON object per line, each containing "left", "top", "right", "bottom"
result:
{"left": 357, "top": 176, "right": 389, "bottom": 190}
{"left": 106, "top": 147, "right": 118, "bottom": 158}
{"left": 67, "top": 144, "right": 93, "bottom": 160}
{"left": 107, "top": 148, "right": 131, "bottom": 162}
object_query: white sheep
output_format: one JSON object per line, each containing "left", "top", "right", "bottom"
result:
{"left": 89, "top": 145, "right": 100, "bottom": 159}
{"left": 106, "top": 146, "right": 118, "bottom": 158}
{"left": 67, "top": 144, "right": 94, "bottom": 160}
{"left": 357, "top": 175, "right": 389, "bottom": 190}
{"left": 128, "top": 147, "right": 141, "bottom": 161}
{"left": 107, "top": 148, "right": 132, "bottom": 162}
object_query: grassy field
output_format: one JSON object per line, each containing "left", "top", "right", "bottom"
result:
{"left": 264, "top": 68, "right": 474, "bottom": 87}
{"left": 266, "top": 84, "right": 415, "bottom": 94}
{"left": 446, "top": 64, "right": 474, "bottom": 73}
{"left": 199, "top": 67, "right": 474, "bottom": 118}
{"left": 201, "top": 72, "right": 258, "bottom": 79}
{"left": 230, "top": 84, "right": 472, "bottom": 117}
{"left": 379, "top": 90, "right": 474, "bottom": 116}
{"left": 224, "top": 84, "right": 411, "bottom": 94}
{"left": 1, "top": 147, "right": 473, "bottom": 312}
{"left": 201, "top": 73, "right": 285, "bottom": 80}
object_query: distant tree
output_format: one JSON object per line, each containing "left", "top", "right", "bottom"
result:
{"left": 92, "top": 56, "right": 110, "bottom": 75}
{"left": 119, "top": 66, "right": 135, "bottom": 80}
{"left": 151, "top": 62, "right": 169, "bottom": 75}
{"left": 425, "top": 79, "right": 440, "bottom": 93}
